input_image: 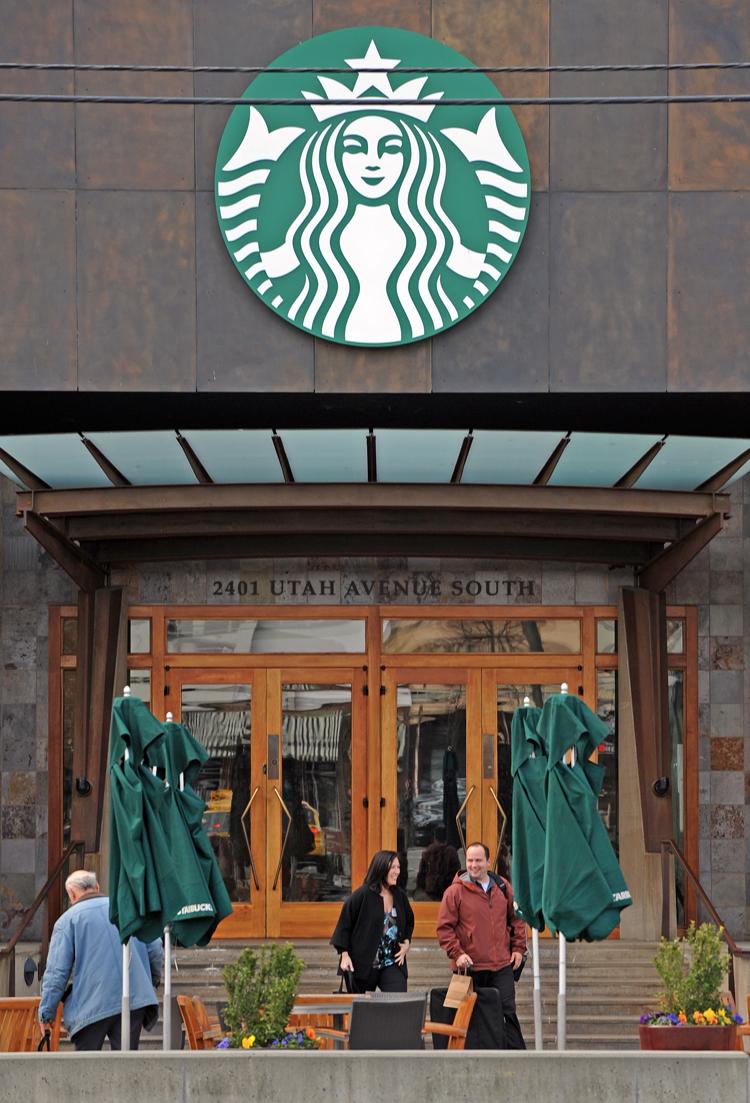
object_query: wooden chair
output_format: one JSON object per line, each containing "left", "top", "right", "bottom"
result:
{"left": 423, "top": 991, "right": 477, "bottom": 1051}
{"left": 316, "top": 994, "right": 426, "bottom": 1050}
{"left": 0, "top": 997, "right": 41, "bottom": 1052}
{"left": 177, "top": 995, "right": 223, "bottom": 1050}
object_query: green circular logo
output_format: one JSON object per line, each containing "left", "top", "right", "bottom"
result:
{"left": 215, "top": 27, "right": 531, "bottom": 347}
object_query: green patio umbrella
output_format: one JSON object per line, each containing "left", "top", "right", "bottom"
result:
{"left": 539, "top": 693, "right": 631, "bottom": 942}
{"left": 108, "top": 694, "right": 164, "bottom": 942}
{"left": 510, "top": 702, "right": 545, "bottom": 1050}
{"left": 510, "top": 704, "right": 546, "bottom": 930}
{"left": 149, "top": 719, "right": 233, "bottom": 946}
{"left": 109, "top": 695, "right": 218, "bottom": 947}
{"left": 538, "top": 688, "right": 632, "bottom": 1050}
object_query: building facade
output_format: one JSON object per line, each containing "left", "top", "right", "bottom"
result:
{"left": 1, "top": 0, "right": 750, "bottom": 944}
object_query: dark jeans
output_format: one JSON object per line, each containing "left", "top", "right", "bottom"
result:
{"left": 71, "top": 1006, "right": 148, "bottom": 1051}
{"left": 471, "top": 965, "right": 526, "bottom": 1050}
{"left": 352, "top": 964, "right": 408, "bottom": 994}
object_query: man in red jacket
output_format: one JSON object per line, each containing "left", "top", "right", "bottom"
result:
{"left": 437, "top": 841, "right": 527, "bottom": 1049}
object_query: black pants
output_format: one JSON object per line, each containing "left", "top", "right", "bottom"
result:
{"left": 71, "top": 1006, "right": 148, "bottom": 1051}
{"left": 471, "top": 966, "right": 526, "bottom": 1050}
{"left": 352, "top": 964, "right": 407, "bottom": 994}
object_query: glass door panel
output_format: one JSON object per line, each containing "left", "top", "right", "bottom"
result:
{"left": 266, "top": 668, "right": 366, "bottom": 938}
{"left": 173, "top": 670, "right": 266, "bottom": 937}
{"left": 279, "top": 682, "right": 353, "bottom": 904}
{"left": 382, "top": 669, "right": 482, "bottom": 934}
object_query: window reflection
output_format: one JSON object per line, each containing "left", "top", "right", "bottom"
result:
{"left": 280, "top": 684, "right": 352, "bottom": 903}
{"left": 383, "top": 619, "right": 581, "bottom": 654}
{"left": 181, "top": 684, "right": 252, "bottom": 904}
{"left": 167, "top": 619, "right": 365, "bottom": 654}
{"left": 127, "top": 669, "right": 151, "bottom": 708}
{"left": 398, "top": 684, "right": 467, "bottom": 899}
{"left": 596, "top": 671, "right": 618, "bottom": 854}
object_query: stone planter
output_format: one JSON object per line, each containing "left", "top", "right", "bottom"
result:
{"left": 639, "top": 1024, "right": 737, "bottom": 1051}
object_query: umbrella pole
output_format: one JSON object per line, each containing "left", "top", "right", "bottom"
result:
{"left": 163, "top": 926, "right": 172, "bottom": 1050}
{"left": 532, "top": 927, "right": 543, "bottom": 1050}
{"left": 121, "top": 940, "right": 131, "bottom": 1051}
{"left": 557, "top": 933, "right": 566, "bottom": 1050}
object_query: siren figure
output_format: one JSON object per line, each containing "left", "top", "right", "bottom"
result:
{"left": 261, "top": 111, "right": 484, "bottom": 343}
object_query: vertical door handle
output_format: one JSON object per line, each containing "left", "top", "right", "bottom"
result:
{"left": 454, "top": 784, "right": 476, "bottom": 855}
{"left": 240, "top": 786, "right": 261, "bottom": 891}
{"left": 272, "top": 786, "right": 292, "bottom": 891}
{"left": 489, "top": 786, "right": 508, "bottom": 874}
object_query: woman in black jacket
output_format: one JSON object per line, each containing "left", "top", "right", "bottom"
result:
{"left": 331, "top": 850, "right": 415, "bottom": 993}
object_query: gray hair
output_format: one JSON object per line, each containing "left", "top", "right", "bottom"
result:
{"left": 65, "top": 869, "right": 98, "bottom": 895}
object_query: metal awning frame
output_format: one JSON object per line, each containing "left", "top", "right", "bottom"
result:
{"left": 17, "top": 482, "right": 730, "bottom": 593}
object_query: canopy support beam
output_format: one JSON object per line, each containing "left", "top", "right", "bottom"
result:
{"left": 71, "top": 586, "right": 126, "bottom": 853}
{"left": 24, "top": 510, "right": 106, "bottom": 591}
{"left": 636, "top": 512, "right": 724, "bottom": 593}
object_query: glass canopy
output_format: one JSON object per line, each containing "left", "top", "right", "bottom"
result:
{"left": 1, "top": 429, "right": 748, "bottom": 494}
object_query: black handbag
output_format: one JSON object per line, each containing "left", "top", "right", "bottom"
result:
{"left": 335, "top": 964, "right": 354, "bottom": 994}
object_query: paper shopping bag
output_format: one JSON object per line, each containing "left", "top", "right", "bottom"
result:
{"left": 443, "top": 969, "right": 473, "bottom": 1008}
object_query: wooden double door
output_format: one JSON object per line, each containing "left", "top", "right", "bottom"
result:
{"left": 169, "top": 663, "right": 581, "bottom": 938}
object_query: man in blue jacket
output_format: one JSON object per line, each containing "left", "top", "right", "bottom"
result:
{"left": 39, "top": 869, "right": 163, "bottom": 1051}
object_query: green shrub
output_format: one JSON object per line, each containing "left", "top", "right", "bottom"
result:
{"left": 223, "top": 943, "right": 304, "bottom": 1048}
{"left": 654, "top": 922, "right": 728, "bottom": 1017}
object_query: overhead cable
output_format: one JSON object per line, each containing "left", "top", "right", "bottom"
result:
{"left": 2, "top": 92, "right": 750, "bottom": 106}
{"left": 2, "top": 60, "right": 750, "bottom": 74}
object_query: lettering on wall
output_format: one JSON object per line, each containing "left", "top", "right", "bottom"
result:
{"left": 211, "top": 576, "right": 536, "bottom": 602}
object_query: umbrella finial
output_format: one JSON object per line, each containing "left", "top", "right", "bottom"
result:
{"left": 523, "top": 695, "right": 531, "bottom": 707}
{"left": 560, "top": 682, "right": 568, "bottom": 695}
{"left": 166, "top": 711, "right": 173, "bottom": 723}
{"left": 123, "top": 685, "right": 131, "bottom": 697}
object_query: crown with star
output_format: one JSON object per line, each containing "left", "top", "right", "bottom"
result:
{"left": 302, "top": 40, "right": 444, "bottom": 122}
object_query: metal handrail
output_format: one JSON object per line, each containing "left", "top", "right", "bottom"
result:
{"left": 0, "top": 840, "right": 84, "bottom": 996}
{"left": 661, "top": 838, "right": 750, "bottom": 1000}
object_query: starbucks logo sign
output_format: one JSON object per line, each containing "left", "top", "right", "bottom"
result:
{"left": 215, "top": 27, "right": 531, "bottom": 347}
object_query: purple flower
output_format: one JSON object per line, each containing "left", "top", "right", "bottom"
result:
{"left": 215, "top": 1037, "right": 230, "bottom": 1049}
{"left": 640, "top": 1013, "right": 652, "bottom": 1024}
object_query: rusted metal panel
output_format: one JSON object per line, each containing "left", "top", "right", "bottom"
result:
{"left": 313, "top": 0, "right": 431, "bottom": 34}
{"left": 668, "top": 193, "right": 750, "bottom": 392}
{"left": 550, "top": 0, "right": 667, "bottom": 192}
{"left": 76, "top": 72, "right": 195, "bottom": 191}
{"left": 77, "top": 191, "right": 197, "bottom": 392}
{"left": 314, "top": 340, "right": 431, "bottom": 394}
{"left": 550, "top": 193, "right": 667, "bottom": 392}
{"left": 0, "top": 1, "right": 74, "bottom": 188}
{"left": 669, "top": 0, "right": 750, "bottom": 191}
{"left": 0, "top": 191, "right": 77, "bottom": 390}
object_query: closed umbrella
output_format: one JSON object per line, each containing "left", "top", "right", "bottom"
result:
{"left": 108, "top": 691, "right": 233, "bottom": 1049}
{"left": 510, "top": 702, "right": 545, "bottom": 1051}
{"left": 539, "top": 688, "right": 632, "bottom": 1047}
{"left": 150, "top": 718, "right": 233, "bottom": 946}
